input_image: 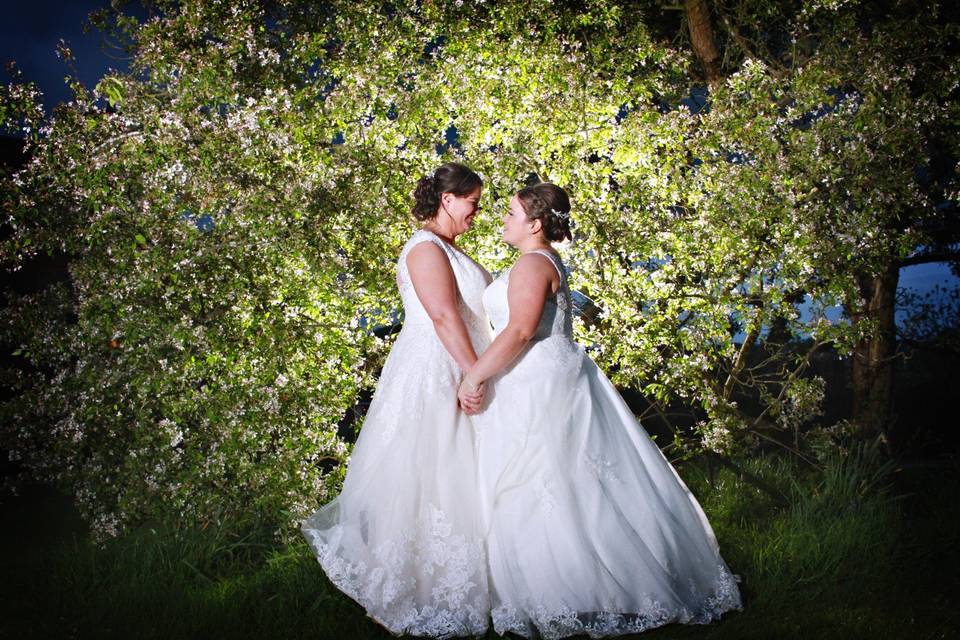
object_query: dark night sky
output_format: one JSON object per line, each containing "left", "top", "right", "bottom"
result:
{"left": 1, "top": 0, "right": 956, "bottom": 303}
{"left": 0, "top": 0, "right": 126, "bottom": 113}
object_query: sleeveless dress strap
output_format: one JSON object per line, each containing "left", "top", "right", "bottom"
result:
{"left": 401, "top": 229, "right": 456, "bottom": 267}
{"left": 528, "top": 249, "right": 564, "bottom": 280}
{"left": 408, "top": 229, "right": 449, "bottom": 251}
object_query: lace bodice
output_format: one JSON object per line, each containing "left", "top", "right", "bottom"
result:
{"left": 397, "top": 230, "right": 492, "bottom": 343}
{"left": 482, "top": 249, "right": 573, "bottom": 341}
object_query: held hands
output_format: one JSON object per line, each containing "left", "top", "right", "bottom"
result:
{"left": 457, "top": 376, "right": 486, "bottom": 415}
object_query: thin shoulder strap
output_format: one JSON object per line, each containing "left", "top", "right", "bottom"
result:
{"left": 528, "top": 249, "right": 564, "bottom": 280}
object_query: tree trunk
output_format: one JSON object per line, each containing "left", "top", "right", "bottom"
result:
{"left": 684, "top": 0, "right": 723, "bottom": 85}
{"left": 850, "top": 261, "right": 899, "bottom": 446}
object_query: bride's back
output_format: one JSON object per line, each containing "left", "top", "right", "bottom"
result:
{"left": 482, "top": 249, "right": 573, "bottom": 342}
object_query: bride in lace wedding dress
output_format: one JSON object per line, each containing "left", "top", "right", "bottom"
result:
{"left": 458, "top": 183, "right": 742, "bottom": 639}
{"left": 301, "top": 163, "right": 493, "bottom": 638}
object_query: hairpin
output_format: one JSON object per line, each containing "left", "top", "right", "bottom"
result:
{"left": 551, "top": 208, "right": 571, "bottom": 222}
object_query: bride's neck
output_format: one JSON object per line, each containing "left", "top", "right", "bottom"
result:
{"left": 424, "top": 216, "right": 457, "bottom": 243}
{"left": 516, "top": 237, "right": 552, "bottom": 254}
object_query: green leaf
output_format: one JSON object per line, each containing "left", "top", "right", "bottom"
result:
{"left": 95, "top": 76, "right": 125, "bottom": 108}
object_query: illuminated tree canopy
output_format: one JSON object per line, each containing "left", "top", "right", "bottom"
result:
{"left": 1, "top": 0, "right": 957, "bottom": 538}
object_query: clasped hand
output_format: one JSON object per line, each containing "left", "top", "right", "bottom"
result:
{"left": 457, "top": 377, "right": 486, "bottom": 415}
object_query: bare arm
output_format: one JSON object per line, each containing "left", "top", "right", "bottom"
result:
{"left": 406, "top": 241, "right": 479, "bottom": 373}
{"left": 462, "top": 253, "right": 557, "bottom": 389}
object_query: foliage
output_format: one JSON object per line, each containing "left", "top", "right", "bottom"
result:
{"left": 7, "top": 456, "right": 957, "bottom": 640}
{"left": 0, "top": 0, "right": 958, "bottom": 537}
{"left": 898, "top": 284, "right": 960, "bottom": 356}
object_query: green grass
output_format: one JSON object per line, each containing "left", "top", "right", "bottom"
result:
{"left": 2, "top": 450, "right": 958, "bottom": 640}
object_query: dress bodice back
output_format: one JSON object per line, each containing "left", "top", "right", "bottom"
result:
{"left": 396, "top": 229, "right": 492, "bottom": 344}
{"left": 483, "top": 249, "right": 573, "bottom": 341}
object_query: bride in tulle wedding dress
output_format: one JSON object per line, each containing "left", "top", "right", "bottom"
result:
{"left": 458, "top": 183, "right": 742, "bottom": 639}
{"left": 301, "top": 163, "right": 494, "bottom": 638}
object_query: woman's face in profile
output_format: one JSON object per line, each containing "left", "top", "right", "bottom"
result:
{"left": 501, "top": 194, "right": 533, "bottom": 246}
{"left": 441, "top": 186, "right": 482, "bottom": 236}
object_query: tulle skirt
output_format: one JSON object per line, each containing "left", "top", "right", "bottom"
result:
{"left": 475, "top": 336, "right": 742, "bottom": 639}
{"left": 301, "top": 322, "right": 490, "bottom": 638}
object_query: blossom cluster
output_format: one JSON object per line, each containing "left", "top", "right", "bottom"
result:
{"left": 1, "top": 0, "right": 957, "bottom": 539}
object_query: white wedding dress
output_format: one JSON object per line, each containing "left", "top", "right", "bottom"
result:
{"left": 474, "top": 250, "right": 742, "bottom": 639}
{"left": 301, "top": 229, "right": 493, "bottom": 638}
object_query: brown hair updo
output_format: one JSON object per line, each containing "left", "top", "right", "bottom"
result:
{"left": 411, "top": 162, "right": 483, "bottom": 221}
{"left": 516, "top": 182, "right": 573, "bottom": 242}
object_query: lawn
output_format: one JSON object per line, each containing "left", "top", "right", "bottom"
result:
{"left": 2, "top": 450, "right": 958, "bottom": 640}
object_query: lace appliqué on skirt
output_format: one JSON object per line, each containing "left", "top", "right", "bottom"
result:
{"left": 491, "top": 563, "right": 741, "bottom": 639}
{"left": 583, "top": 453, "right": 621, "bottom": 483}
{"left": 304, "top": 504, "right": 489, "bottom": 639}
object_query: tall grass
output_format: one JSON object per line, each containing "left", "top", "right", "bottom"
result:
{"left": 6, "top": 520, "right": 388, "bottom": 640}
{"left": 734, "top": 442, "right": 900, "bottom": 597}
{"left": 4, "top": 447, "right": 956, "bottom": 640}
{"left": 670, "top": 443, "right": 947, "bottom": 639}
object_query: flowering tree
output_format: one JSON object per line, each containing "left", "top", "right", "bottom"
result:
{"left": 1, "top": 0, "right": 957, "bottom": 538}
{"left": 677, "top": 0, "right": 960, "bottom": 447}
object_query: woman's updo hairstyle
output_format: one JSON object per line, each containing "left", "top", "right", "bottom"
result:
{"left": 516, "top": 182, "right": 573, "bottom": 242}
{"left": 411, "top": 162, "right": 483, "bottom": 221}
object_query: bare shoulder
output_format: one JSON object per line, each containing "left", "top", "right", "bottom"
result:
{"left": 513, "top": 251, "right": 558, "bottom": 278}
{"left": 511, "top": 252, "right": 562, "bottom": 298}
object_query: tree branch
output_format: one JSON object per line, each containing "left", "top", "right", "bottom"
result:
{"left": 714, "top": 6, "right": 788, "bottom": 76}
{"left": 897, "top": 250, "right": 960, "bottom": 268}
{"left": 684, "top": 0, "right": 724, "bottom": 85}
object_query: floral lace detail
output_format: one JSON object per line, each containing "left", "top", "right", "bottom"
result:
{"left": 366, "top": 353, "right": 443, "bottom": 445}
{"left": 303, "top": 504, "right": 489, "bottom": 638}
{"left": 534, "top": 473, "right": 557, "bottom": 515}
{"left": 484, "top": 250, "right": 573, "bottom": 343}
{"left": 491, "top": 564, "right": 741, "bottom": 639}
{"left": 364, "top": 230, "right": 490, "bottom": 444}
{"left": 397, "top": 230, "right": 491, "bottom": 341}
{"left": 702, "top": 563, "right": 742, "bottom": 615}
{"left": 422, "top": 505, "right": 482, "bottom": 610}
{"left": 301, "top": 229, "right": 493, "bottom": 638}
{"left": 584, "top": 453, "right": 621, "bottom": 483}
{"left": 492, "top": 603, "right": 532, "bottom": 637}
{"left": 530, "top": 335, "right": 582, "bottom": 372}
{"left": 528, "top": 249, "right": 573, "bottom": 332}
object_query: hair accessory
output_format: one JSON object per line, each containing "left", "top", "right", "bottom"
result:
{"left": 550, "top": 208, "right": 571, "bottom": 223}
{"left": 426, "top": 169, "right": 436, "bottom": 181}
